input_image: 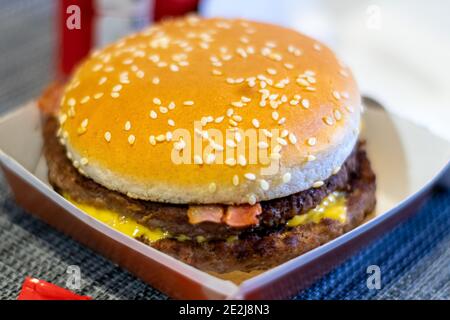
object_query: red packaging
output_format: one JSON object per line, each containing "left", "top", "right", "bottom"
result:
{"left": 56, "top": 0, "right": 199, "bottom": 79}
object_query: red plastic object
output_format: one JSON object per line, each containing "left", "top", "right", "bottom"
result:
{"left": 57, "top": 0, "right": 94, "bottom": 80}
{"left": 17, "top": 277, "right": 92, "bottom": 300}
{"left": 56, "top": 0, "right": 199, "bottom": 79}
{"left": 154, "top": 0, "right": 199, "bottom": 21}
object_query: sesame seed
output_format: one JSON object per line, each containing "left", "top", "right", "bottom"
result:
{"left": 259, "top": 179, "right": 270, "bottom": 191}
{"left": 183, "top": 100, "right": 194, "bottom": 106}
{"left": 232, "top": 114, "right": 242, "bottom": 122}
{"left": 307, "top": 154, "right": 316, "bottom": 162}
{"left": 277, "top": 137, "right": 288, "bottom": 146}
{"left": 112, "top": 84, "right": 122, "bottom": 92}
{"left": 307, "top": 137, "right": 317, "bottom": 146}
{"left": 67, "top": 98, "right": 76, "bottom": 107}
{"left": 104, "top": 131, "right": 111, "bottom": 142}
{"left": 258, "top": 141, "right": 269, "bottom": 149}
{"left": 208, "top": 183, "right": 217, "bottom": 193}
{"left": 155, "top": 134, "right": 165, "bottom": 142}
{"left": 252, "top": 119, "right": 260, "bottom": 128}
{"left": 288, "top": 133, "right": 297, "bottom": 144}
{"left": 159, "top": 106, "right": 168, "bottom": 114}
{"left": 81, "top": 118, "right": 89, "bottom": 128}
{"left": 278, "top": 117, "right": 286, "bottom": 125}
{"left": 226, "top": 139, "right": 237, "bottom": 148}
{"left": 215, "top": 116, "right": 224, "bottom": 123}
{"left": 244, "top": 172, "right": 256, "bottom": 181}
{"left": 170, "top": 64, "right": 179, "bottom": 72}
{"left": 211, "top": 141, "right": 224, "bottom": 151}
{"left": 168, "top": 101, "right": 176, "bottom": 110}
{"left": 150, "top": 110, "right": 158, "bottom": 119}
{"left": 152, "top": 77, "right": 160, "bottom": 85}
{"left": 128, "top": 135, "right": 136, "bottom": 145}
{"left": 290, "top": 100, "right": 299, "bottom": 106}
{"left": 194, "top": 155, "right": 203, "bottom": 165}
{"left": 345, "top": 105, "right": 354, "bottom": 113}
{"left": 205, "top": 153, "right": 216, "bottom": 164}
{"left": 229, "top": 119, "right": 238, "bottom": 127}
{"left": 104, "top": 66, "right": 114, "bottom": 72}
{"left": 153, "top": 97, "right": 161, "bottom": 105}
{"left": 231, "top": 101, "right": 245, "bottom": 108}
{"left": 77, "top": 126, "right": 87, "bottom": 135}
{"left": 80, "top": 96, "right": 90, "bottom": 104}
{"left": 262, "top": 129, "right": 272, "bottom": 138}
{"left": 92, "top": 63, "right": 103, "bottom": 72}
{"left": 313, "top": 181, "right": 324, "bottom": 188}
{"left": 323, "top": 116, "right": 334, "bottom": 126}
{"left": 80, "top": 158, "right": 88, "bottom": 166}
{"left": 238, "top": 155, "right": 247, "bottom": 166}
{"left": 313, "top": 43, "right": 322, "bottom": 51}
{"left": 59, "top": 114, "right": 67, "bottom": 125}
{"left": 225, "top": 158, "right": 236, "bottom": 166}
{"left": 333, "top": 91, "right": 341, "bottom": 100}
{"left": 297, "top": 78, "right": 309, "bottom": 87}
{"left": 235, "top": 132, "right": 242, "bottom": 143}
{"left": 98, "top": 77, "right": 107, "bottom": 85}
{"left": 232, "top": 175, "right": 239, "bottom": 186}
{"left": 131, "top": 68, "right": 142, "bottom": 78}
{"left": 168, "top": 119, "right": 175, "bottom": 127}
{"left": 94, "top": 92, "right": 104, "bottom": 100}
{"left": 248, "top": 194, "right": 257, "bottom": 205}
{"left": 301, "top": 99, "right": 310, "bottom": 109}
{"left": 123, "top": 121, "right": 131, "bottom": 131}
{"left": 282, "top": 172, "right": 291, "bottom": 183}
{"left": 267, "top": 68, "right": 277, "bottom": 75}
{"left": 212, "top": 69, "right": 222, "bottom": 76}
{"left": 111, "top": 92, "right": 120, "bottom": 99}
{"left": 284, "top": 63, "right": 294, "bottom": 70}
{"left": 272, "top": 111, "right": 279, "bottom": 121}
{"left": 334, "top": 109, "right": 342, "bottom": 120}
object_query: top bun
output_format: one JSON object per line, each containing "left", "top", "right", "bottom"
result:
{"left": 57, "top": 16, "right": 361, "bottom": 205}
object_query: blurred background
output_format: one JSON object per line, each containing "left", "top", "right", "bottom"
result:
{"left": 0, "top": 0, "right": 449, "bottom": 141}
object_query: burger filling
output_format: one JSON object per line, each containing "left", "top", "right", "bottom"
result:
{"left": 43, "top": 115, "right": 372, "bottom": 243}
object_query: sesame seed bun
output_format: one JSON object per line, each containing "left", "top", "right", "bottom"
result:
{"left": 57, "top": 16, "right": 361, "bottom": 205}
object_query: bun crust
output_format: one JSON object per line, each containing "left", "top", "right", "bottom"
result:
{"left": 58, "top": 16, "right": 361, "bottom": 204}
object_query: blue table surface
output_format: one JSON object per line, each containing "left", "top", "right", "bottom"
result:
{"left": 0, "top": 0, "right": 449, "bottom": 300}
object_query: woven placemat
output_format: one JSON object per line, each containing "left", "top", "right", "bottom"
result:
{"left": 1, "top": 0, "right": 450, "bottom": 300}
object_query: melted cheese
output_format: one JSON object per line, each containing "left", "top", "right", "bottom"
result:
{"left": 65, "top": 195, "right": 168, "bottom": 242}
{"left": 64, "top": 191, "right": 346, "bottom": 243}
{"left": 287, "top": 192, "right": 347, "bottom": 227}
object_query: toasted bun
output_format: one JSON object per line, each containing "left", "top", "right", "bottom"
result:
{"left": 57, "top": 16, "right": 361, "bottom": 205}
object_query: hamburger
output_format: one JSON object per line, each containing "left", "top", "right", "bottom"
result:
{"left": 40, "top": 16, "right": 376, "bottom": 273}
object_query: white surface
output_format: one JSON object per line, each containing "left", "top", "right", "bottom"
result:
{"left": 201, "top": 0, "right": 450, "bottom": 141}
{"left": 0, "top": 102, "right": 449, "bottom": 298}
